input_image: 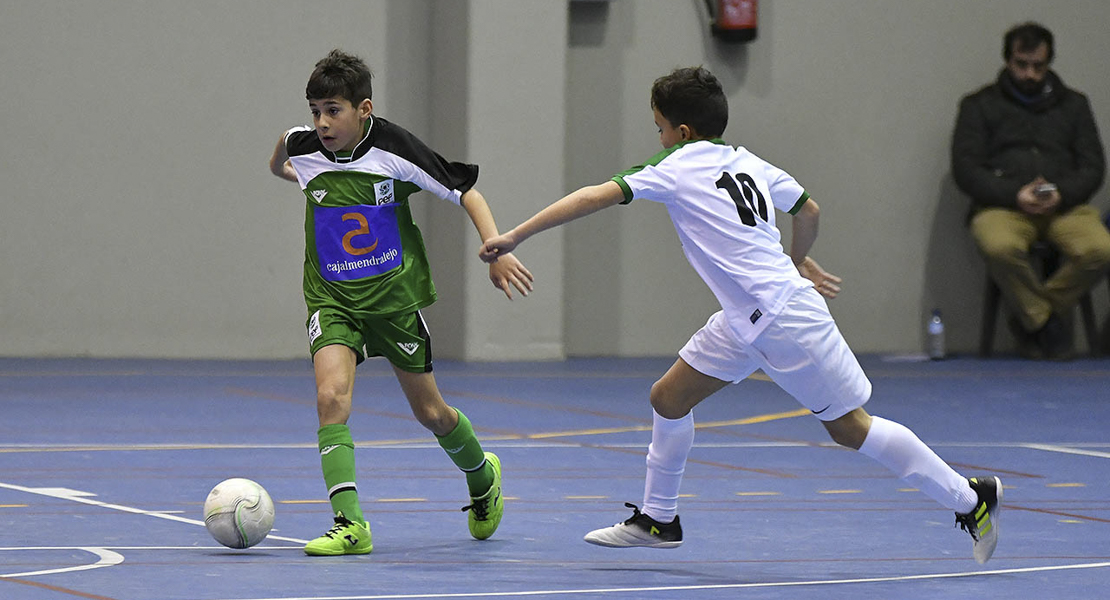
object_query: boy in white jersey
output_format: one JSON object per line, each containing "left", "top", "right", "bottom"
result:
{"left": 480, "top": 67, "right": 1002, "bottom": 563}
{"left": 269, "top": 50, "right": 533, "bottom": 555}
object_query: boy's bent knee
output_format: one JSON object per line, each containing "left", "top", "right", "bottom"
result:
{"left": 649, "top": 359, "right": 728, "bottom": 419}
{"left": 316, "top": 391, "right": 351, "bottom": 425}
{"left": 822, "top": 408, "right": 872, "bottom": 449}
{"left": 315, "top": 376, "right": 353, "bottom": 424}
{"left": 649, "top": 380, "right": 690, "bottom": 419}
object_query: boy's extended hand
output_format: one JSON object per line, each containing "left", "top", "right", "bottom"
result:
{"left": 487, "top": 250, "right": 533, "bottom": 300}
{"left": 479, "top": 232, "right": 518, "bottom": 263}
{"left": 797, "top": 256, "right": 842, "bottom": 299}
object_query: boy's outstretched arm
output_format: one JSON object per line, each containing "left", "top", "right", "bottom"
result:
{"left": 269, "top": 132, "right": 298, "bottom": 182}
{"left": 479, "top": 181, "right": 625, "bottom": 262}
{"left": 790, "top": 198, "right": 842, "bottom": 299}
{"left": 460, "top": 188, "right": 535, "bottom": 300}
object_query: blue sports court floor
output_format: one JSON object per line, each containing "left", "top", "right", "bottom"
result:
{"left": 1, "top": 354, "right": 1108, "bottom": 599}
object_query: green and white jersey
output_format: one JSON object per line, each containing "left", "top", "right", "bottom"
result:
{"left": 612, "top": 139, "right": 811, "bottom": 343}
{"left": 284, "top": 116, "right": 478, "bottom": 317}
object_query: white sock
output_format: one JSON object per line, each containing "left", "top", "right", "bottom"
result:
{"left": 858, "top": 416, "right": 978, "bottom": 513}
{"left": 642, "top": 410, "right": 695, "bottom": 523}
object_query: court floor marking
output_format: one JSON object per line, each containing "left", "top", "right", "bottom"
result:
{"left": 0, "top": 407, "right": 809, "bottom": 454}
{"left": 0, "top": 547, "right": 124, "bottom": 579}
{"left": 7, "top": 364, "right": 1110, "bottom": 380}
{"left": 4, "top": 440, "right": 1107, "bottom": 453}
{"left": 0, "top": 546, "right": 307, "bottom": 551}
{"left": 527, "top": 408, "right": 811, "bottom": 440}
{"left": 0, "top": 481, "right": 308, "bottom": 545}
{"left": 211, "top": 560, "right": 1110, "bottom": 600}
{"left": 1022, "top": 443, "right": 1110, "bottom": 459}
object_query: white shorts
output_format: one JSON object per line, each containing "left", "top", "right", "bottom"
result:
{"left": 678, "top": 287, "right": 871, "bottom": 421}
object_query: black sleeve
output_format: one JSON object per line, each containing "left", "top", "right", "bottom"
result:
{"left": 285, "top": 127, "right": 325, "bottom": 157}
{"left": 1056, "top": 93, "right": 1105, "bottom": 210}
{"left": 374, "top": 118, "right": 479, "bottom": 196}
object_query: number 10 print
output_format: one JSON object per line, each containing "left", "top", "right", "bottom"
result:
{"left": 715, "top": 172, "right": 767, "bottom": 226}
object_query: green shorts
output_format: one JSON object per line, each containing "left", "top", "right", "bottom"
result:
{"left": 307, "top": 308, "right": 433, "bottom": 373}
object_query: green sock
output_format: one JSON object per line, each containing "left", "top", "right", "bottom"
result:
{"left": 318, "top": 423, "right": 364, "bottom": 524}
{"left": 436, "top": 408, "right": 493, "bottom": 496}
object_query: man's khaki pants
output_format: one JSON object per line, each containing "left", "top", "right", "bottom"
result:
{"left": 970, "top": 205, "right": 1110, "bottom": 333}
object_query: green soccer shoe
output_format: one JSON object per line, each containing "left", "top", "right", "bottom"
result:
{"left": 304, "top": 515, "right": 373, "bottom": 556}
{"left": 462, "top": 452, "right": 503, "bottom": 540}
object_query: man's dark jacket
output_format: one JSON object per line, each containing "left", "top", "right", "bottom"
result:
{"left": 952, "top": 69, "right": 1105, "bottom": 215}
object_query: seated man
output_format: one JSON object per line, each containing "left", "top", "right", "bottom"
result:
{"left": 952, "top": 21, "right": 1110, "bottom": 359}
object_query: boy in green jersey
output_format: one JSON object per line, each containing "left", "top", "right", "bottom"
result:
{"left": 269, "top": 49, "right": 533, "bottom": 555}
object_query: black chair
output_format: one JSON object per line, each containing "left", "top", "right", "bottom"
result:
{"left": 1104, "top": 212, "right": 1110, "bottom": 354}
{"left": 979, "top": 241, "right": 1099, "bottom": 357}
{"left": 1106, "top": 212, "right": 1110, "bottom": 298}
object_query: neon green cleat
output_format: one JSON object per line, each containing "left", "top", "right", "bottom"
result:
{"left": 462, "top": 452, "right": 503, "bottom": 540}
{"left": 304, "top": 515, "right": 373, "bottom": 556}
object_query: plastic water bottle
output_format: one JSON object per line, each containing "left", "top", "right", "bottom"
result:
{"left": 927, "top": 309, "right": 946, "bottom": 360}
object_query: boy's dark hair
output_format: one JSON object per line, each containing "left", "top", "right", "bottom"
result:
{"left": 306, "top": 49, "right": 374, "bottom": 105}
{"left": 1003, "top": 22, "right": 1054, "bottom": 63}
{"left": 651, "top": 67, "right": 728, "bottom": 138}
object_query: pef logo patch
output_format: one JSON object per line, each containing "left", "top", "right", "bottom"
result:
{"left": 310, "top": 189, "right": 328, "bottom": 204}
{"left": 374, "top": 179, "right": 395, "bottom": 205}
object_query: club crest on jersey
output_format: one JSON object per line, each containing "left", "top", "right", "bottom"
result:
{"left": 374, "top": 179, "right": 395, "bottom": 205}
{"left": 310, "top": 189, "right": 328, "bottom": 204}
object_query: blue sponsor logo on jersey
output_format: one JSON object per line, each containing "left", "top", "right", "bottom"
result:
{"left": 314, "top": 204, "right": 403, "bottom": 281}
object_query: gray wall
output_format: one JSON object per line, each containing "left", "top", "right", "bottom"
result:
{"left": 564, "top": 0, "right": 1110, "bottom": 356}
{"left": 2, "top": 0, "right": 1108, "bottom": 360}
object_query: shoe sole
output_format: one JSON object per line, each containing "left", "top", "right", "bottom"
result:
{"left": 584, "top": 536, "right": 682, "bottom": 549}
{"left": 304, "top": 545, "right": 373, "bottom": 556}
{"left": 973, "top": 476, "right": 1002, "bottom": 564}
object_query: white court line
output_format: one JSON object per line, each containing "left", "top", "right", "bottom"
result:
{"left": 4, "top": 441, "right": 1110, "bottom": 452}
{"left": 0, "top": 546, "right": 305, "bottom": 551}
{"left": 0, "top": 442, "right": 321, "bottom": 451}
{"left": 0, "top": 547, "right": 123, "bottom": 578}
{"left": 0, "top": 481, "right": 307, "bottom": 545}
{"left": 1022, "top": 443, "right": 1110, "bottom": 459}
{"left": 2, "top": 439, "right": 1110, "bottom": 448}
{"left": 2, "top": 549, "right": 1108, "bottom": 598}
{"left": 211, "top": 561, "right": 1110, "bottom": 600}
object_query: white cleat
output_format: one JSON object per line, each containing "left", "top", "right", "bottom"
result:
{"left": 584, "top": 503, "right": 683, "bottom": 549}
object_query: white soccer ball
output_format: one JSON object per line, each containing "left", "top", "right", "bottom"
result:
{"left": 203, "top": 478, "right": 275, "bottom": 549}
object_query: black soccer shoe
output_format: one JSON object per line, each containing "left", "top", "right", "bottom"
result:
{"left": 955, "top": 476, "right": 1002, "bottom": 564}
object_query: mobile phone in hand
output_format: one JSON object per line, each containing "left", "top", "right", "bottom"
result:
{"left": 1035, "top": 183, "right": 1057, "bottom": 195}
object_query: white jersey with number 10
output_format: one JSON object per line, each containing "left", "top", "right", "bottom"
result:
{"left": 612, "top": 139, "right": 813, "bottom": 344}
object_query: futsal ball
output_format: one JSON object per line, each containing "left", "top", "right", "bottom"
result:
{"left": 203, "top": 478, "right": 275, "bottom": 549}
